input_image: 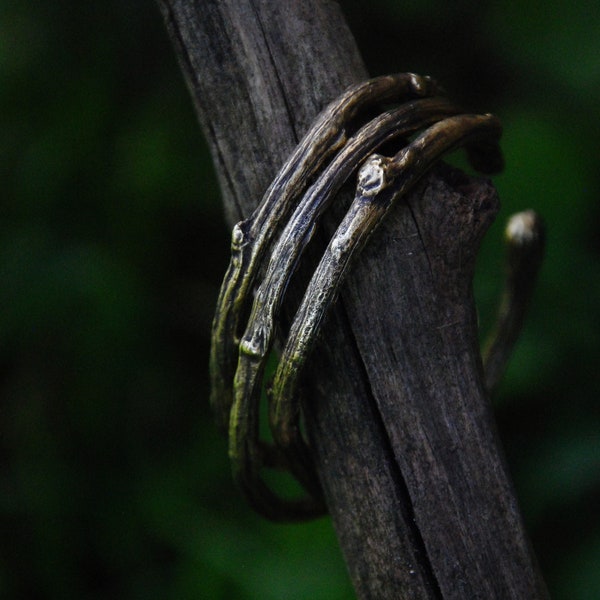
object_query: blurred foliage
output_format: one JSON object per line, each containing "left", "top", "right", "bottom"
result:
{"left": 0, "top": 0, "right": 598, "bottom": 598}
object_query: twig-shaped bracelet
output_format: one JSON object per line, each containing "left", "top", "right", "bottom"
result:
{"left": 210, "top": 73, "right": 543, "bottom": 521}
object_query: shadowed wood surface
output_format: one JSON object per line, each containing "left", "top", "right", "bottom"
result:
{"left": 158, "top": 1, "right": 548, "bottom": 597}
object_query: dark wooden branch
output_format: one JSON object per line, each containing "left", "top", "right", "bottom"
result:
{"left": 158, "top": 1, "right": 548, "bottom": 597}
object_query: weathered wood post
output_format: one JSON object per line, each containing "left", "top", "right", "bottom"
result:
{"left": 158, "top": 1, "right": 548, "bottom": 597}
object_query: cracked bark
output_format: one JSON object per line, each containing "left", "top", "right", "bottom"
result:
{"left": 157, "top": 1, "right": 548, "bottom": 597}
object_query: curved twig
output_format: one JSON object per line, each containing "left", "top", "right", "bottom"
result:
{"left": 269, "top": 114, "right": 503, "bottom": 487}
{"left": 209, "top": 64, "right": 537, "bottom": 521}
{"left": 483, "top": 210, "right": 545, "bottom": 393}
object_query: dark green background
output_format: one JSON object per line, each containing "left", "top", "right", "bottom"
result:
{"left": 1, "top": 1, "right": 598, "bottom": 598}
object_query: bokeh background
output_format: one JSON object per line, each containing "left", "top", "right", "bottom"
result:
{"left": 1, "top": 1, "right": 598, "bottom": 598}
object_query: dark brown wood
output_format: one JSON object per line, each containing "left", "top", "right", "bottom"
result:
{"left": 157, "top": 1, "right": 548, "bottom": 597}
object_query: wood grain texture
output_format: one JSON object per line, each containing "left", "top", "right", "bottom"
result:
{"left": 158, "top": 1, "right": 548, "bottom": 597}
